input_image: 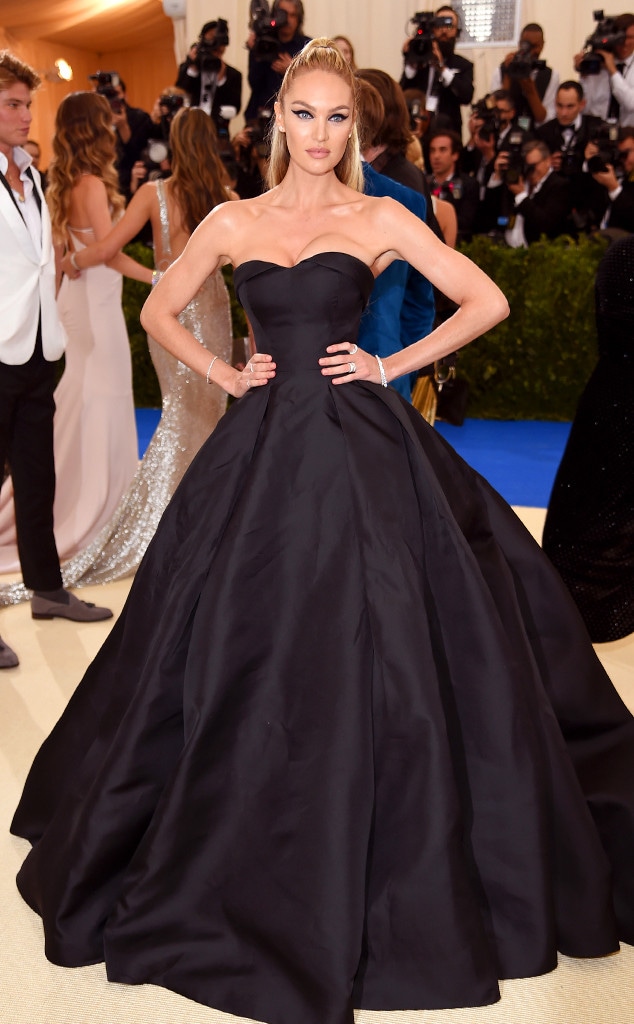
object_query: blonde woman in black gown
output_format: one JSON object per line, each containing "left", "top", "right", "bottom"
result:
{"left": 12, "top": 40, "right": 634, "bottom": 1024}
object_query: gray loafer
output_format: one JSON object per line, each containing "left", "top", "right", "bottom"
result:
{"left": 31, "top": 591, "right": 113, "bottom": 622}
{"left": 0, "top": 635, "right": 19, "bottom": 668}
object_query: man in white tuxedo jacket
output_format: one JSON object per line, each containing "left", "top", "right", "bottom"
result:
{"left": 0, "top": 51, "right": 111, "bottom": 669}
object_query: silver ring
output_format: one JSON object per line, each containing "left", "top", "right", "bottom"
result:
{"left": 246, "top": 379, "right": 251, "bottom": 388}
{"left": 349, "top": 361, "right": 357, "bottom": 373}
{"left": 349, "top": 344, "right": 358, "bottom": 355}
{"left": 249, "top": 362, "right": 254, "bottom": 373}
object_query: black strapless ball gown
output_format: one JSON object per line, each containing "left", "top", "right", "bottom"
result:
{"left": 11, "top": 254, "right": 634, "bottom": 1024}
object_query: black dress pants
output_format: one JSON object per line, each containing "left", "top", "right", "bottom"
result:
{"left": 0, "top": 329, "right": 62, "bottom": 592}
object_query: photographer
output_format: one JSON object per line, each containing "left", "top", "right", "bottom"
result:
{"left": 89, "top": 72, "right": 152, "bottom": 197}
{"left": 490, "top": 23, "right": 559, "bottom": 130}
{"left": 400, "top": 5, "right": 474, "bottom": 136}
{"left": 587, "top": 126, "right": 634, "bottom": 232}
{"left": 536, "top": 81, "right": 606, "bottom": 232}
{"left": 574, "top": 13, "right": 634, "bottom": 125}
{"left": 175, "top": 20, "right": 242, "bottom": 141}
{"left": 230, "top": 112, "right": 273, "bottom": 198}
{"left": 244, "top": 0, "right": 311, "bottom": 121}
{"left": 487, "top": 139, "right": 570, "bottom": 246}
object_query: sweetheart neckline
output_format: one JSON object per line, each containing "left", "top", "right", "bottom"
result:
{"left": 233, "top": 251, "right": 375, "bottom": 278}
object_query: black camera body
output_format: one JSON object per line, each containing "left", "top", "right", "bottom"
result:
{"left": 506, "top": 40, "right": 547, "bottom": 80}
{"left": 246, "top": 107, "right": 274, "bottom": 157}
{"left": 90, "top": 71, "right": 125, "bottom": 115}
{"left": 579, "top": 10, "right": 626, "bottom": 75}
{"left": 250, "top": 3, "right": 289, "bottom": 63}
{"left": 587, "top": 120, "right": 620, "bottom": 172}
{"left": 499, "top": 131, "right": 526, "bottom": 185}
{"left": 471, "top": 96, "right": 500, "bottom": 143}
{"left": 406, "top": 12, "right": 454, "bottom": 68}
{"left": 196, "top": 19, "right": 230, "bottom": 74}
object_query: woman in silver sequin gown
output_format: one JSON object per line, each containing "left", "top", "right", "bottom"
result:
{"left": 0, "top": 109, "right": 234, "bottom": 602}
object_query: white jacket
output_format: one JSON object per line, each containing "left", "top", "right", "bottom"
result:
{"left": 0, "top": 154, "right": 67, "bottom": 364}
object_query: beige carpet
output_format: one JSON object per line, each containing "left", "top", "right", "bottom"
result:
{"left": 1, "top": 508, "right": 633, "bottom": 1024}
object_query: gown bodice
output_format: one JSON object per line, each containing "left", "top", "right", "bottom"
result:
{"left": 234, "top": 252, "right": 374, "bottom": 373}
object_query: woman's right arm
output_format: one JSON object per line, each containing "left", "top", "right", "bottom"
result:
{"left": 141, "top": 204, "right": 275, "bottom": 398}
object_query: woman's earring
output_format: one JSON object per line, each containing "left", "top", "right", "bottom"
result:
{"left": 278, "top": 125, "right": 286, "bottom": 133}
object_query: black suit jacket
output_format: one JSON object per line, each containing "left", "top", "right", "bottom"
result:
{"left": 515, "top": 171, "right": 571, "bottom": 243}
{"left": 175, "top": 61, "right": 242, "bottom": 118}
{"left": 427, "top": 172, "right": 479, "bottom": 242}
{"left": 607, "top": 180, "right": 634, "bottom": 233}
{"left": 400, "top": 53, "right": 474, "bottom": 135}
{"left": 536, "top": 115, "right": 606, "bottom": 230}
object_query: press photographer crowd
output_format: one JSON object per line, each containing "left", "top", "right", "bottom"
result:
{"left": 67, "top": 4, "right": 633, "bottom": 246}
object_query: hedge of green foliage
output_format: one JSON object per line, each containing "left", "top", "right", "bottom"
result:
{"left": 123, "top": 236, "right": 608, "bottom": 419}
{"left": 455, "top": 234, "right": 608, "bottom": 419}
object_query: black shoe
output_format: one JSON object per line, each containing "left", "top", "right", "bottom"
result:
{"left": 31, "top": 590, "right": 113, "bottom": 622}
{"left": 0, "top": 635, "right": 19, "bottom": 668}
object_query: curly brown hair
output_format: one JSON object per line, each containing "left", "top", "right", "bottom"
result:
{"left": 46, "top": 91, "right": 124, "bottom": 246}
{"left": 168, "top": 107, "right": 231, "bottom": 234}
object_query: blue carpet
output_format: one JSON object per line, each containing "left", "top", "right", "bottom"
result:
{"left": 435, "top": 419, "right": 571, "bottom": 507}
{"left": 135, "top": 409, "right": 571, "bottom": 510}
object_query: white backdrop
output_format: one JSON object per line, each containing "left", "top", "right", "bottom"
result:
{"left": 172, "top": 0, "right": 615, "bottom": 129}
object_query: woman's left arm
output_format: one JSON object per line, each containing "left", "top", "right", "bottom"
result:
{"left": 321, "top": 197, "right": 509, "bottom": 387}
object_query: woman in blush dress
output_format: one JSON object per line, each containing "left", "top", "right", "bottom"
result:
{"left": 0, "top": 92, "right": 151, "bottom": 574}
{"left": 0, "top": 107, "right": 234, "bottom": 601}
{"left": 12, "top": 41, "right": 634, "bottom": 1024}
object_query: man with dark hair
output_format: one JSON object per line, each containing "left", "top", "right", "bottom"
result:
{"left": 244, "top": 0, "right": 311, "bottom": 121}
{"left": 175, "top": 20, "right": 242, "bottom": 141}
{"left": 536, "top": 80, "right": 605, "bottom": 231}
{"left": 427, "top": 129, "right": 479, "bottom": 242}
{"left": 574, "top": 13, "right": 634, "bottom": 125}
{"left": 491, "top": 23, "right": 559, "bottom": 129}
{"left": 0, "top": 51, "right": 111, "bottom": 668}
{"left": 401, "top": 5, "right": 474, "bottom": 135}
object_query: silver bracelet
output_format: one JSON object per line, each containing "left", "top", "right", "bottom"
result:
{"left": 205, "top": 355, "right": 219, "bottom": 384}
{"left": 69, "top": 251, "right": 79, "bottom": 271}
{"left": 375, "top": 355, "right": 388, "bottom": 387}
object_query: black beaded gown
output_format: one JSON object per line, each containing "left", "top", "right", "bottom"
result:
{"left": 542, "top": 236, "right": 634, "bottom": 642}
{"left": 11, "top": 253, "right": 634, "bottom": 1024}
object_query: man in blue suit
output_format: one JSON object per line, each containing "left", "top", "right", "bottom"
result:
{"left": 356, "top": 80, "right": 436, "bottom": 401}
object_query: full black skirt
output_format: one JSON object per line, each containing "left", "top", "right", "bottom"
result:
{"left": 12, "top": 254, "right": 634, "bottom": 1024}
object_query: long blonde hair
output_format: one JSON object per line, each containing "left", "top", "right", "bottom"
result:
{"left": 266, "top": 38, "right": 364, "bottom": 192}
{"left": 47, "top": 91, "right": 124, "bottom": 246}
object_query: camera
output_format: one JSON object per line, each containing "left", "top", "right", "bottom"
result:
{"left": 196, "top": 19, "right": 230, "bottom": 74}
{"left": 579, "top": 10, "right": 626, "bottom": 75}
{"left": 471, "top": 95, "right": 500, "bottom": 143}
{"left": 89, "top": 70, "right": 125, "bottom": 115}
{"left": 499, "top": 130, "right": 526, "bottom": 185}
{"left": 506, "top": 39, "right": 546, "bottom": 80}
{"left": 250, "top": 2, "right": 289, "bottom": 63}
{"left": 587, "top": 120, "right": 620, "bottom": 172}
{"left": 405, "top": 11, "right": 454, "bottom": 68}
{"left": 245, "top": 107, "right": 274, "bottom": 158}
{"left": 140, "top": 139, "right": 171, "bottom": 182}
